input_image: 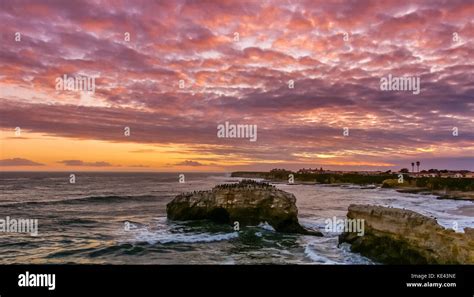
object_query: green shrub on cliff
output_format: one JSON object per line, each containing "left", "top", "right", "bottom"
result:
{"left": 382, "top": 179, "right": 411, "bottom": 188}
{"left": 415, "top": 177, "right": 474, "bottom": 191}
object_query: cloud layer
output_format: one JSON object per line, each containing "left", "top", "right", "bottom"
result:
{"left": 1, "top": 0, "right": 473, "bottom": 170}
{"left": 0, "top": 158, "right": 44, "bottom": 166}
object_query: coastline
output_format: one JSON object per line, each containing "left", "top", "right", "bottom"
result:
{"left": 1, "top": 171, "right": 473, "bottom": 265}
{"left": 231, "top": 171, "right": 474, "bottom": 201}
{"left": 394, "top": 187, "right": 474, "bottom": 201}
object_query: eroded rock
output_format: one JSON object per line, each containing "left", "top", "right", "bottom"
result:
{"left": 339, "top": 204, "right": 474, "bottom": 264}
{"left": 166, "top": 180, "right": 322, "bottom": 236}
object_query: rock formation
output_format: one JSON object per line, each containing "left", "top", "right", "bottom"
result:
{"left": 339, "top": 204, "right": 474, "bottom": 264}
{"left": 167, "top": 180, "right": 322, "bottom": 236}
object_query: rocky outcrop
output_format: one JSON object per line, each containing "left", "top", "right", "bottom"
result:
{"left": 339, "top": 204, "right": 474, "bottom": 264}
{"left": 167, "top": 180, "right": 322, "bottom": 236}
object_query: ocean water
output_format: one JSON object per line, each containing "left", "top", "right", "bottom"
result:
{"left": 0, "top": 172, "right": 472, "bottom": 264}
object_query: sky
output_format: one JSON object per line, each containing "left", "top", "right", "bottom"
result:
{"left": 0, "top": 0, "right": 473, "bottom": 172}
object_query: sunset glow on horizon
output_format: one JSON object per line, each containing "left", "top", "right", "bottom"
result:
{"left": 1, "top": 0, "right": 473, "bottom": 172}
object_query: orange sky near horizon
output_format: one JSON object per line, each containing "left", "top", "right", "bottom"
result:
{"left": 1, "top": 1, "right": 473, "bottom": 172}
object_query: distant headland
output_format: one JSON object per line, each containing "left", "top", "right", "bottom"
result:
{"left": 231, "top": 168, "right": 474, "bottom": 201}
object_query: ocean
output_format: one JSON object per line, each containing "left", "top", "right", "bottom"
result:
{"left": 0, "top": 172, "right": 472, "bottom": 264}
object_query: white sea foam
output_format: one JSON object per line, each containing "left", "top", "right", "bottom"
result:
{"left": 385, "top": 194, "right": 474, "bottom": 232}
{"left": 280, "top": 184, "right": 474, "bottom": 233}
{"left": 121, "top": 217, "right": 239, "bottom": 244}
{"left": 130, "top": 229, "right": 239, "bottom": 245}
{"left": 257, "top": 222, "right": 275, "bottom": 231}
{"left": 303, "top": 243, "right": 339, "bottom": 264}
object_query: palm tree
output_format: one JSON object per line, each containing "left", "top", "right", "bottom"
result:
{"left": 416, "top": 161, "right": 420, "bottom": 172}
{"left": 411, "top": 162, "right": 415, "bottom": 173}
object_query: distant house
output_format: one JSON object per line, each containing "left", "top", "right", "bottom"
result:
{"left": 409, "top": 172, "right": 436, "bottom": 178}
{"left": 438, "top": 172, "right": 469, "bottom": 178}
{"left": 297, "top": 168, "right": 322, "bottom": 174}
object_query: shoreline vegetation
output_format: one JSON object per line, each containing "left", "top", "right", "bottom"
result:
{"left": 231, "top": 169, "right": 474, "bottom": 201}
